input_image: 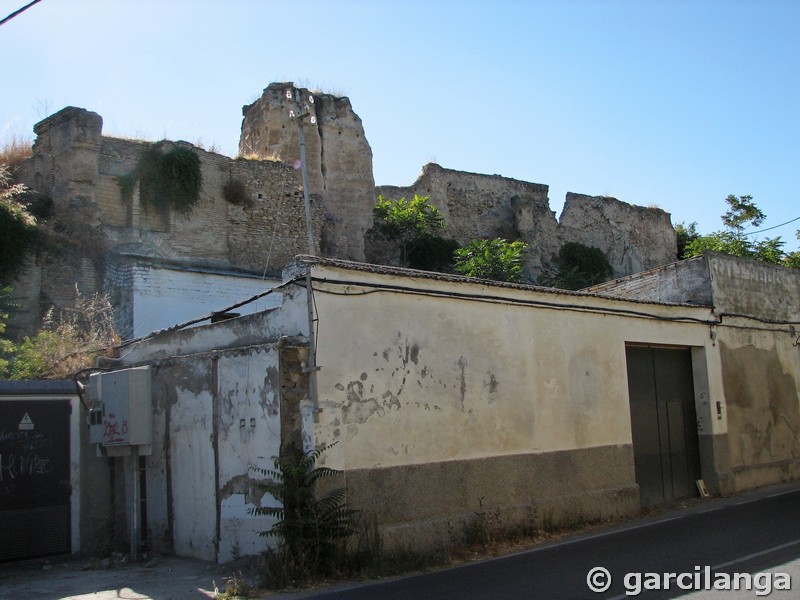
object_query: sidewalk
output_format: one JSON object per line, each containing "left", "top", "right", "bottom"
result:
{"left": 2, "top": 480, "right": 800, "bottom": 600}
{"left": 0, "top": 554, "right": 241, "bottom": 600}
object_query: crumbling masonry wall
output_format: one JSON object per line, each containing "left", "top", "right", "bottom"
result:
{"left": 374, "top": 164, "right": 677, "bottom": 278}
{"left": 14, "top": 106, "right": 323, "bottom": 332}
{"left": 240, "top": 83, "right": 376, "bottom": 261}
{"left": 13, "top": 85, "right": 680, "bottom": 335}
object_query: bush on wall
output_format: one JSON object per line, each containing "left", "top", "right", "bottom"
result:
{"left": 121, "top": 143, "right": 203, "bottom": 214}
{"left": 223, "top": 177, "right": 252, "bottom": 207}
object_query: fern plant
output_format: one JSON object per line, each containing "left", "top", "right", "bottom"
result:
{"left": 250, "top": 443, "right": 358, "bottom": 583}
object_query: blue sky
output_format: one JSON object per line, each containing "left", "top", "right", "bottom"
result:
{"left": 2, "top": 0, "right": 799, "bottom": 250}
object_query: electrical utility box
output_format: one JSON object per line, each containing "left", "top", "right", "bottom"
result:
{"left": 87, "top": 366, "right": 152, "bottom": 448}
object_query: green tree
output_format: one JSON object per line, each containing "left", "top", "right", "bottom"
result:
{"left": 683, "top": 195, "right": 791, "bottom": 266}
{"left": 373, "top": 195, "right": 446, "bottom": 266}
{"left": 453, "top": 238, "right": 528, "bottom": 283}
{"left": 786, "top": 230, "right": 800, "bottom": 268}
{"left": 538, "top": 242, "right": 612, "bottom": 290}
{"left": 721, "top": 194, "right": 765, "bottom": 231}
{"left": 674, "top": 221, "right": 699, "bottom": 260}
{"left": 785, "top": 251, "right": 800, "bottom": 268}
{"left": 0, "top": 165, "right": 37, "bottom": 282}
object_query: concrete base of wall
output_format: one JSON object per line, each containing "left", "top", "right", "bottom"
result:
{"left": 698, "top": 433, "right": 734, "bottom": 497}
{"left": 344, "top": 445, "right": 640, "bottom": 550}
{"left": 732, "top": 459, "right": 800, "bottom": 494}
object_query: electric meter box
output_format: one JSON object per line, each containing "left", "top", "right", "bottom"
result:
{"left": 87, "top": 366, "right": 152, "bottom": 447}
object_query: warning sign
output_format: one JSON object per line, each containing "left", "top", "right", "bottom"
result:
{"left": 18, "top": 412, "right": 34, "bottom": 431}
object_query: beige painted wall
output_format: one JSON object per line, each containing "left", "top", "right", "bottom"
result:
{"left": 717, "top": 321, "right": 800, "bottom": 492}
{"left": 305, "top": 263, "right": 725, "bottom": 545}
{"left": 310, "top": 265, "right": 720, "bottom": 468}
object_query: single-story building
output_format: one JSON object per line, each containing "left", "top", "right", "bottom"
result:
{"left": 13, "top": 252, "right": 798, "bottom": 563}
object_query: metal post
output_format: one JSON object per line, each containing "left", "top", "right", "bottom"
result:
{"left": 131, "top": 446, "right": 140, "bottom": 560}
{"left": 288, "top": 86, "right": 321, "bottom": 425}
{"left": 294, "top": 89, "right": 316, "bottom": 256}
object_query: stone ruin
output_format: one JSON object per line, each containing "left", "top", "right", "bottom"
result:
{"left": 10, "top": 81, "right": 678, "bottom": 335}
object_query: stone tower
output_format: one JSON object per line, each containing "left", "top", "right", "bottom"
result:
{"left": 239, "top": 83, "right": 376, "bottom": 261}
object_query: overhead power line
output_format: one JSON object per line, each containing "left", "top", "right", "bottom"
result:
{"left": 745, "top": 215, "right": 800, "bottom": 236}
{"left": 0, "top": 0, "right": 42, "bottom": 27}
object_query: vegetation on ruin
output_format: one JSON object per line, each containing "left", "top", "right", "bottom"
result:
{"left": 537, "top": 241, "right": 613, "bottom": 290}
{"left": 0, "top": 165, "right": 38, "bottom": 282}
{"left": 0, "top": 135, "right": 32, "bottom": 174}
{"left": 374, "top": 194, "right": 448, "bottom": 267}
{"left": 122, "top": 143, "right": 203, "bottom": 214}
{"left": 407, "top": 235, "right": 461, "bottom": 273}
{"left": 679, "top": 194, "right": 800, "bottom": 268}
{"left": 454, "top": 238, "right": 528, "bottom": 283}
{"left": 223, "top": 177, "right": 253, "bottom": 208}
{"left": 1, "top": 286, "right": 120, "bottom": 380}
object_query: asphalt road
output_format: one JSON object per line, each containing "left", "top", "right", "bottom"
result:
{"left": 2, "top": 482, "right": 799, "bottom": 599}
{"left": 277, "top": 482, "right": 800, "bottom": 600}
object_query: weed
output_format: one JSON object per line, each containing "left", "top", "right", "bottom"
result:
{"left": 214, "top": 570, "right": 251, "bottom": 599}
{"left": 250, "top": 442, "right": 359, "bottom": 587}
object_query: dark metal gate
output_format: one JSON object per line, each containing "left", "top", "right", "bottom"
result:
{"left": 0, "top": 399, "right": 71, "bottom": 561}
{"left": 626, "top": 346, "right": 701, "bottom": 507}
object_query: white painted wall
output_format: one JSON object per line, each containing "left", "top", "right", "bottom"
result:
{"left": 132, "top": 266, "right": 281, "bottom": 337}
{"left": 169, "top": 363, "right": 217, "bottom": 561}
{"left": 216, "top": 351, "right": 282, "bottom": 562}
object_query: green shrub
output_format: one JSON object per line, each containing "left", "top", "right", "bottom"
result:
{"left": 374, "top": 195, "right": 446, "bottom": 266}
{"left": 454, "top": 238, "right": 528, "bottom": 283}
{"left": 136, "top": 144, "right": 202, "bottom": 214}
{"left": 250, "top": 443, "right": 358, "bottom": 587}
{"left": 538, "top": 242, "right": 612, "bottom": 290}
{"left": 223, "top": 178, "right": 252, "bottom": 207}
{"left": 407, "top": 235, "right": 460, "bottom": 272}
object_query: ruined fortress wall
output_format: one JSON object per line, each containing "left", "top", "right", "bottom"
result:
{"left": 376, "top": 163, "right": 559, "bottom": 273}
{"left": 559, "top": 193, "right": 677, "bottom": 277}
{"left": 240, "top": 83, "right": 376, "bottom": 261}
{"left": 11, "top": 86, "right": 679, "bottom": 337}
{"left": 376, "top": 165, "right": 677, "bottom": 278}
{"left": 12, "top": 107, "right": 324, "bottom": 334}
{"left": 20, "top": 107, "right": 323, "bottom": 277}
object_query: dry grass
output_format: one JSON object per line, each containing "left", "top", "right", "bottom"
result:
{"left": 0, "top": 135, "right": 33, "bottom": 174}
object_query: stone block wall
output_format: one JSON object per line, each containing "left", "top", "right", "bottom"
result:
{"left": 375, "top": 164, "right": 678, "bottom": 279}
{"left": 10, "top": 84, "right": 682, "bottom": 338}
{"left": 375, "top": 162, "right": 558, "bottom": 273}
{"left": 240, "top": 83, "right": 376, "bottom": 261}
{"left": 13, "top": 107, "right": 324, "bottom": 335}
{"left": 559, "top": 193, "right": 677, "bottom": 278}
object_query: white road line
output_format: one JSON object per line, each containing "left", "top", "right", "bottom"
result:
{"left": 604, "top": 538, "right": 800, "bottom": 600}
{"left": 712, "top": 538, "right": 800, "bottom": 570}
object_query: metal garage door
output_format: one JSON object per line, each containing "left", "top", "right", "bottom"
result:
{"left": 0, "top": 399, "right": 71, "bottom": 561}
{"left": 626, "top": 346, "right": 701, "bottom": 507}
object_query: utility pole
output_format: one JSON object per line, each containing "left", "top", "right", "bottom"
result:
{"left": 286, "top": 85, "right": 320, "bottom": 426}
{"left": 287, "top": 87, "right": 317, "bottom": 255}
